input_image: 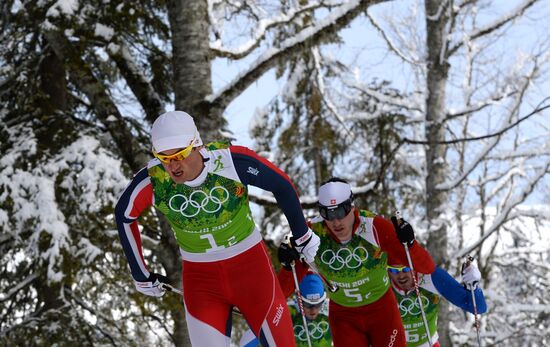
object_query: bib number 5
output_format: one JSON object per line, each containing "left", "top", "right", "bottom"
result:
{"left": 343, "top": 288, "right": 371, "bottom": 302}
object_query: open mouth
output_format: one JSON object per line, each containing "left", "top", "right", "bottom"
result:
{"left": 398, "top": 279, "right": 409, "bottom": 286}
{"left": 172, "top": 170, "right": 183, "bottom": 177}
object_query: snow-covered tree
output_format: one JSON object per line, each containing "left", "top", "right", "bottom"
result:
{"left": 251, "top": 0, "right": 550, "bottom": 345}
{"left": 0, "top": 0, "right": 391, "bottom": 345}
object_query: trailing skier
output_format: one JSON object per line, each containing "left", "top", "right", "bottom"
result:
{"left": 388, "top": 258, "right": 487, "bottom": 347}
{"left": 278, "top": 177, "right": 436, "bottom": 347}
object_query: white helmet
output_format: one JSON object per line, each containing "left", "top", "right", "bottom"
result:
{"left": 151, "top": 111, "right": 203, "bottom": 153}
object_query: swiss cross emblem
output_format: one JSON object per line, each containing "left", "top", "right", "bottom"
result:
{"left": 331, "top": 199, "right": 336, "bottom": 204}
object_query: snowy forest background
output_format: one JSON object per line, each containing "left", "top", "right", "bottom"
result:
{"left": 1, "top": 0, "right": 549, "bottom": 346}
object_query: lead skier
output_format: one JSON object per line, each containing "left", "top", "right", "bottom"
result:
{"left": 115, "top": 111, "right": 320, "bottom": 346}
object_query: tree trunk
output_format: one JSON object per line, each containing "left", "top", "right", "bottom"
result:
{"left": 167, "top": 0, "right": 219, "bottom": 142}
{"left": 424, "top": 0, "right": 452, "bottom": 345}
{"left": 38, "top": 45, "right": 67, "bottom": 115}
{"left": 109, "top": 43, "right": 165, "bottom": 123}
{"left": 163, "top": 1, "right": 217, "bottom": 345}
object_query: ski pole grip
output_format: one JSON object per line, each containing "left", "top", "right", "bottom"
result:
{"left": 395, "top": 211, "right": 403, "bottom": 225}
{"left": 461, "top": 255, "right": 475, "bottom": 274}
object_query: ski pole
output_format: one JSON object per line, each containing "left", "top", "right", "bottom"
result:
{"left": 303, "top": 259, "right": 339, "bottom": 293}
{"left": 470, "top": 286, "right": 482, "bottom": 347}
{"left": 462, "top": 256, "right": 482, "bottom": 347}
{"left": 290, "top": 260, "right": 313, "bottom": 347}
{"left": 161, "top": 283, "right": 183, "bottom": 296}
{"left": 395, "top": 211, "right": 433, "bottom": 347}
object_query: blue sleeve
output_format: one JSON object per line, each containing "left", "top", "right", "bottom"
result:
{"left": 230, "top": 146, "right": 308, "bottom": 238}
{"left": 114, "top": 167, "right": 152, "bottom": 282}
{"left": 431, "top": 267, "right": 487, "bottom": 314}
{"left": 243, "top": 338, "right": 260, "bottom": 347}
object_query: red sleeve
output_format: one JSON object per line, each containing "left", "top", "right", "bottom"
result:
{"left": 373, "top": 216, "right": 435, "bottom": 274}
{"left": 276, "top": 261, "right": 309, "bottom": 298}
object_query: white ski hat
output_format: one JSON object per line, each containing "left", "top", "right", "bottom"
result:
{"left": 318, "top": 180, "right": 352, "bottom": 207}
{"left": 151, "top": 111, "right": 203, "bottom": 153}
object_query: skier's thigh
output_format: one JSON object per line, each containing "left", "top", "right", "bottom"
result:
{"left": 185, "top": 308, "right": 232, "bottom": 347}
{"left": 329, "top": 313, "right": 369, "bottom": 347}
{"left": 182, "top": 261, "right": 233, "bottom": 345}
{"left": 231, "top": 243, "right": 296, "bottom": 346}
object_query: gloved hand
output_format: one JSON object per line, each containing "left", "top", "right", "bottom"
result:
{"left": 461, "top": 262, "right": 481, "bottom": 290}
{"left": 278, "top": 242, "right": 301, "bottom": 270}
{"left": 291, "top": 229, "right": 320, "bottom": 264}
{"left": 134, "top": 273, "right": 170, "bottom": 297}
{"left": 390, "top": 216, "right": 415, "bottom": 245}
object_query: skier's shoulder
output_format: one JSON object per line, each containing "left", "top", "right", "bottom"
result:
{"left": 121, "top": 164, "right": 153, "bottom": 191}
{"left": 418, "top": 268, "right": 440, "bottom": 294}
{"left": 309, "top": 215, "right": 328, "bottom": 235}
{"left": 205, "top": 140, "right": 232, "bottom": 151}
{"left": 202, "top": 140, "right": 233, "bottom": 160}
{"left": 358, "top": 209, "right": 377, "bottom": 219}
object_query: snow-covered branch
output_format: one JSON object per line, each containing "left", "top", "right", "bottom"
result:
{"left": 446, "top": 90, "right": 516, "bottom": 119}
{"left": 210, "top": 1, "right": 323, "bottom": 59}
{"left": 436, "top": 94, "right": 548, "bottom": 191}
{"left": 107, "top": 42, "right": 165, "bottom": 123}
{"left": 0, "top": 273, "right": 38, "bottom": 303}
{"left": 64, "top": 288, "right": 123, "bottom": 343}
{"left": 454, "top": 155, "right": 550, "bottom": 259}
{"left": 207, "top": 0, "right": 388, "bottom": 111}
{"left": 249, "top": 181, "right": 375, "bottom": 209}
{"left": 312, "top": 47, "right": 353, "bottom": 136}
{"left": 347, "top": 84, "right": 424, "bottom": 114}
{"left": 43, "top": 29, "right": 150, "bottom": 170}
{"left": 448, "top": 0, "right": 540, "bottom": 57}
{"left": 366, "top": 11, "right": 420, "bottom": 66}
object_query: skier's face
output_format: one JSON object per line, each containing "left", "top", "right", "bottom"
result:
{"left": 324, "top": 207, "right": 356, "bottom": 242}
{"left": 303, "top": 302, "right": 323, "bottom": 320}
{"left": 160, "top": 147, "right": 204, "bottom": 184}
{"left": 388, "top": 265, "right": 414, "bottom": 290}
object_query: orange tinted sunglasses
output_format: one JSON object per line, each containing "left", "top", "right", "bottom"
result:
{"left": 153, "top": 137, "right": 196, "bottom": 163}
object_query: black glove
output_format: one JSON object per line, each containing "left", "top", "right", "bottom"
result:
{"left": 390, "top": 216, "right": 415, "bottom": 245}
{"left": 278, "top": 242, "right": 301, "bottom": 270}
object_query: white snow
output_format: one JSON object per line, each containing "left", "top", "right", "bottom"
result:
{"left": 45, "top": 0, "right": 79, "bottom": 18}
{"left": 94, "top": 23, "right": 114, "bottom": 41}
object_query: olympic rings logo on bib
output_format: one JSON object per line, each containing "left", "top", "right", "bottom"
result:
{"left": 294, "top": 321, "right": 329, "bottom": 341}
{"left": 398, "top": 295, "right": 430, "bottom": 317}
{"left": 168, "top": 186, "right": 230, "bottom": 217}
{"left": 320, "top": 246, "right": 368, "bottom": 270}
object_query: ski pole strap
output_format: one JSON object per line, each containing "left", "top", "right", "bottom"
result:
{"left": 160, "top": 283, "right": 183, "bottom": 296}
{"left": 304, "top": 259, "right": 339, "bottom": 293}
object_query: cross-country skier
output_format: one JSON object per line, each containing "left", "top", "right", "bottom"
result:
{"left": 388, "top": 260, "right": 487, "bottom": 347}
{"left": 114, "top": 111, "right": 320, "bottom": 346}
{"left": 278, "top": 177, "right": 436, "bottom": 346}
{"left": 240, "top": 272, "right": 331, "bottom": 347}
